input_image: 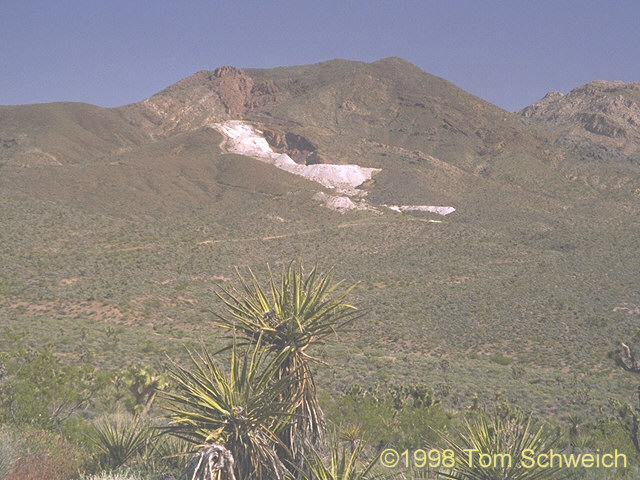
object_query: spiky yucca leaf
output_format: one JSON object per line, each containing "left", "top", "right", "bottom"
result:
{"left": 296, "top": 438, "right": 381, "bottom": 480}
{"left": 162, "top": 338, "right": 299, "bottom": 480}
{"left": 438, "top": 413, "right": 566, "bottom": 480}
{"left": 215, "top": 261, "right": 362, "bottom": 460}
{"left": 216, "top": 262, "right": 360, "bottom": 354}
{"left": 91, "top": 415, "right": 154, "bottom": 469}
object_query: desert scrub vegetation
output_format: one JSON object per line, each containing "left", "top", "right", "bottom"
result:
{"left": 325, "top": 382, "right": 450, "bottom": 452}
{"left": 2, "top": 191, "right": 637, "bottom": 420}
{"left": 0, "top": 333, "right": 167, "bottom": 436}
{"left": 0, "top": 428, "right": 89, "bottom": 480}
{"left": 0, "top": 333, "right": 112, "bottom": 431}
{"left": 90, "top": 415, "right": 156, "bottom": 471}
{"left": 293, "top": 431, "right": 379, "bottom": 480}
{"left": 1, "top": 259, "right": 640, "bottom": 479}
{"left": 0, "top": 432, "right": 15, "bottom": 480}
{"left": 80, "top": 472, "right": 146, "bottom": 480}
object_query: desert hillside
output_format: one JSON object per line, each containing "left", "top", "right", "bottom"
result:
{"left": 1, "top": 57, "right": 638, "bottom": 423}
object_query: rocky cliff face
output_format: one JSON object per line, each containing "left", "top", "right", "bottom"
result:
{"left": 520, "top": 81, "right": 640, "bottom": 163}
{"left": 119, "top": 66, "right": 279, "bottom": 136}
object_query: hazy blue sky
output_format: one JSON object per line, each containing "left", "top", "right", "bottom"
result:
{"left": 2, "top": 0, "right": 639, "bottom": 111}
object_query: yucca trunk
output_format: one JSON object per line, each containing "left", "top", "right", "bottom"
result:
{"left": 183, "top": 443, "right": 237, "bottom": 480}
{"left": 277, "top": 354, "right": 326, "bottom": 471}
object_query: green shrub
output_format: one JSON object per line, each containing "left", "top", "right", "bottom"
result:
{"left": 0, "top": 339, "right": 111, "bottom": 430}
{"left": 326, "top": 383, "right": 450, "bottom": 451}
{"left": 489, "top": 355, "right": 513, "bottom": 366}
{"left": 296, "top": 433, "right": 379, "bottom": 480}
{"left": 2, "top": 428, "right": 88, "bottom": 480}
{"left": 90, "top": 415, "right": 155, "bottom": 471}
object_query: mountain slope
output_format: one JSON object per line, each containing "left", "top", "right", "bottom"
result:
{"left": 2, "top": 57, "right": 575, "bottom": 215}
{"left": 0, "top": 127, "right": 335, "bottom": 220}
{"left": 0, "top": 102, "right": 149, "bottom": 166}
{"left": 115, "top": 57, "right": 597, "bottom": 212}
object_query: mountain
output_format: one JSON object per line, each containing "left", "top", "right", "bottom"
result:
{"left": 0, "top": 58, "right": 638, "bottom": 417}
{"left": 520, "top": 80, "right": 640, "bottom": 165}
{"left": 2, "top": 58, "right": 602, "bottom": 212}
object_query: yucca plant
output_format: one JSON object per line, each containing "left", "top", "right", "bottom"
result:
{"left": 295, "top": 435, "right": 382, "bottom": 480}
{"left": 91, "top": 414, "right": 155, "bottom": 470}
{"left": 148, "top": 434, "right": 192, "bottom": 474}
{"left": 438, "top": 412, "right": 566, "bottom": 480}
{"left": 215, "top": 261, "right": 361, "bottom": 462}
{"left": 162, "top": 337, "right": 299, "bottom": 480}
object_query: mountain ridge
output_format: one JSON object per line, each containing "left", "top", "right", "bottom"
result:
{"left": 2, "top": 57, "right": 638, "bottom": 215}
{"left": 4, "top": 58, "right": 639, "bottom": 168}
{"left": 520, "top": 79, "right": 640, "bottom": 165}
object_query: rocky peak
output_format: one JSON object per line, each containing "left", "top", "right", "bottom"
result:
{"left": 213, "top": 65, "right": 243, "bottom": 78}
{"left": 520, "top": 81, "right": 640, "bottom": 137}
{"left": 120, "top": 65, "right": 278, "bottom": 136}
{"left": 211, "top": 66, "right": 254, "bottom": 116}
{"left": 520, "top": 91, "right": 564, "bottom": 119}
{"left": 519, "top": 80, "right": 640, "bottom": 163}
{"left": 542, "top": 91, "right": 564, "bottom": 100}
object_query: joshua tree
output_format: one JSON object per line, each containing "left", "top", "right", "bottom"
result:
{"left": 121, "top": 364, "right": 169, "bottom": 418}
{"left": 614, "top": 341, "right": 640, "bottom": 454}
{"left": 214, "top": 261, "right": 361, "bottom": 466}
{"left": 162, "top": 261, "right": 361, "bottom": 479}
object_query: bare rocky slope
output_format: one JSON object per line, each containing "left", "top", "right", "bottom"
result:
{"left": 119, "top": 58, "right": 639, "bottom": 208}
{"left": 520, "top": 80, "right": 640, "bottom": 165}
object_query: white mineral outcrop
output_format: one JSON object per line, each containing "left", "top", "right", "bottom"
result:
{"left": 212, "top": 120, "right": 456, "bottom": 216}
{"left": 312, "top": 192, "right": 357, "bottom": 212}
{"left": 386, "top": 205, "right": 456, "bottom": 216}
{"left": 212, "top": 121, "right": 380, "bottom": 191}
